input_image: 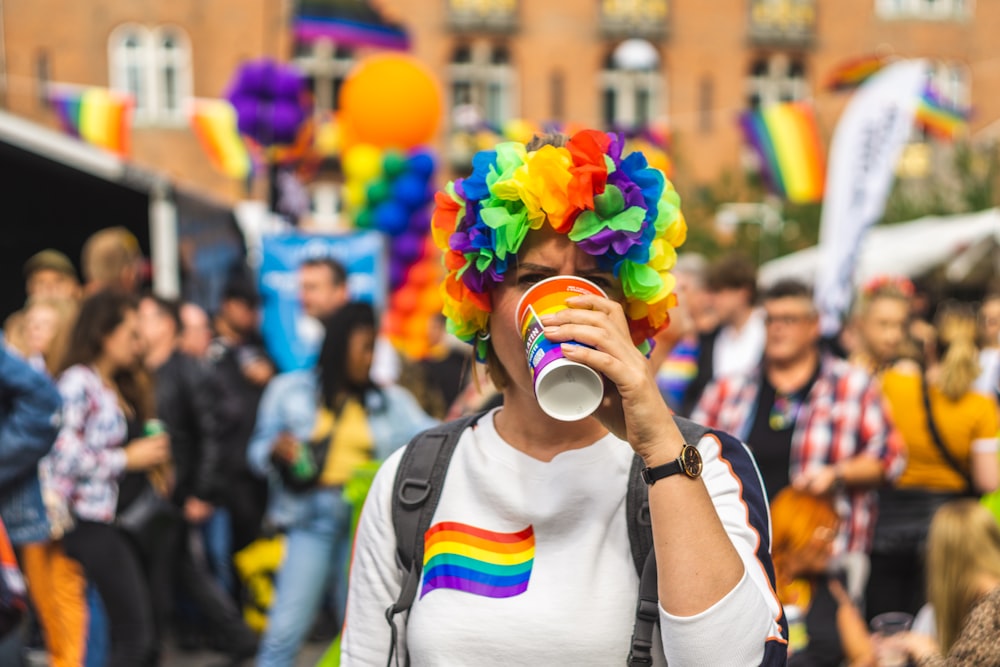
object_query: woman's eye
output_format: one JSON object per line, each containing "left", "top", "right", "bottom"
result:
{"left": 517, "top": 273, "right": 546, "bottom": 286}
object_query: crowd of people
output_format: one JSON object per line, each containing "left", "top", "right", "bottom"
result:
{"left": 0, "top": 130, "right": 998, "bottom": 667}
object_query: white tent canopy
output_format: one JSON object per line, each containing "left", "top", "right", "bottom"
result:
{"left": 759, "top": 208, "right": 1000, "bottom": 288}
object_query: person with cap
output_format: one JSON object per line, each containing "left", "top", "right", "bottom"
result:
{"left": 23, "top": 250, "right": 82, "bottom": 304}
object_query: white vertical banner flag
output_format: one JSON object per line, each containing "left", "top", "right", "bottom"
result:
{"left": 815, "top": 59, "right": 928, "bottom": 335}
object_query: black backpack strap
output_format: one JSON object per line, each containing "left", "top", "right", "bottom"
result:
{"left": 384, "top": 411, "right": 486, "bottom": 667}
{"left": 626, "top": 416, "right": 711, "bottom": 666}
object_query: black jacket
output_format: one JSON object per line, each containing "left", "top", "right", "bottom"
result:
{"left": 153, "top": 351, "right": 224, "bottom": 505}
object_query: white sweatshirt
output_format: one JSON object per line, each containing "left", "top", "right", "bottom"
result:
{"left": 342, "top": 409, "right": 786, "bottom": 666}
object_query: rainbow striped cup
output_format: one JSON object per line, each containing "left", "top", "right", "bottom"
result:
{"left": 515, "top": 276, "right": 606, "bottom": 421}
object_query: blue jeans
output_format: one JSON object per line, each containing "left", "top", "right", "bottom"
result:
{"left": 202, "top": 507, "right": 234, "bottom": 596}
{"left": 256, "top": 488, "right": 351, "bottom": 667}
{"left": 85, "top": 583, "right": 109, "bottom": 667}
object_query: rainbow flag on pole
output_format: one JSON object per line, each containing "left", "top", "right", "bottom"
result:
{"left": 739, "top": 102, "right": 826, "bottom": 204}
{"left": 914, "top": 87, "right": 969, "bottom": 140}
{"left": 188, "top": 98, "right": 254, "bottom": 180}
{"left": 825, "top": 54, "right": 891, "bottom": 91}
{"left": 49, "top": 84, "right": 133, "bottom": 156}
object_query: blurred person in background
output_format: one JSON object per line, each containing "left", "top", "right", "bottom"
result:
{"left": 845, "top": 277, "right": 913, "bottom": 375}
{"left": 694, "top": 279, "right": 904, "bottom": 599}
{"left": 23, "top": 249, "right": 82, "bottom": 303}
{"left": 297, "top": 256, "right": 400, "bottom": 386}
{"left": 45, "top": 290, "right": 171, "bottom": 667}
{"left": 0, "top": 342, "right": 61, "bottom": 664}
{"left": 398, "top": 313, "right": 470, "bottom": 420}
{"left": 770, "top": 488, "right": 873, "bottom": 667}
{"left": 974, "top": 292, "right": 1000, "bottom": 400}
{"left": 178, "top": 302, "right": 214, "bottom": 360}
{"left": 867, "top": 303, "right": 999, "bottom": 621}
{"left": 10, "top": 298, "right": 77, "bottom": 375}
{"left": 80, "top": 227, "right": 144, "bottom": 296}
{"left": 209, "top": 277, "right": 275, "bottom": 552}
{"left": 887, "top": 500, "right": 1000, "bottom": 666}
{"left": 137, "top": 295, "right": 257, "bottom": 660}
{"left": 248, "top": 301, "right": 435, "bottom": 667}
{"left": 682, "top": 252, "right": 764, "bottom": 413}
{"left": 649, "top": 253, "right": 718, "bottom": 415}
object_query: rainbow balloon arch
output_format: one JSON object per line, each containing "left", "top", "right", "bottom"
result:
{"left": 335, "top": 53, "right": 445, "bottom": 360}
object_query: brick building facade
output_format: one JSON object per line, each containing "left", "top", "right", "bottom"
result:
{"left": 1, "top": 0, "right": 996, "bottom": 206}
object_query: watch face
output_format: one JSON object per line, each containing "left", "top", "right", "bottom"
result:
{"left": 681, "top": 445, "right": 703, "bottom": 478}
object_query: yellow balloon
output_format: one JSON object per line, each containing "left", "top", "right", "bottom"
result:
{"left": 343, "top": 181, "right": 367, "bottom": 210}
{"left": 342, "top": 144, "right": 383, "bottom": 182}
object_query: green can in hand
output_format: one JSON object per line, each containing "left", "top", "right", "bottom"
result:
{"left": 290, "top": 444, "right": 318, "bottom": 481}
{"left": 144, "top": 419, "right": 167, "bottom": 437}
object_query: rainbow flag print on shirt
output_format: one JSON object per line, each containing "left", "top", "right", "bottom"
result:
{"left": 421, "top": 522, "right": 534, "bottom": 599}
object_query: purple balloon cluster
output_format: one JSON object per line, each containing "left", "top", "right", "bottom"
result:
{"left": 356, "top": 151, "right": 436, "bottom": 290}
{"left": 226, "top": 60, "right": 307, "bottom": 147}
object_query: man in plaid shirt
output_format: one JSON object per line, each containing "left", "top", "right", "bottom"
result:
{"left": 693, "top": 280, "right": 905, "bottom": 558}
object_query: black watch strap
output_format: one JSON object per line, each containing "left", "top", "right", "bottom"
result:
{"left": 640, "top": 445, "right": 703, "bottom": 485}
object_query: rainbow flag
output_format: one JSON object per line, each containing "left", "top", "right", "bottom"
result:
{"left": 49, "top": 84, "right": 132, "bottom": 156}
{"left": 825, "top": 54, "right": 891, "bottom": 91}
{"left": 188, "top": 98, "right": 253, "bottom": 180}
{"left": 739, "top": 102, "right": 825, "bottom": 204}
{"left": 421, "top": 522, "right": 534, "bottom": 599}
{"left": 914, "top": 87, "right": 969, "bottom": 140}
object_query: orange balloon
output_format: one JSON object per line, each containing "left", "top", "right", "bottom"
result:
{"left": 339, "top": 54, "right": 442, "bottom": 150}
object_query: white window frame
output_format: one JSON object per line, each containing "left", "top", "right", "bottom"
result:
{"left": 448, "top": 41, "right": 516, "bottom": 129}
{"left": 109, "top": 23, "right": 192, "bottom": 126}
{"left": 600, "top": 41, "right": 664, "bottom": 131}
{"left": 151, "top": 25, "right": 191, "bottom": 126}
{"left": 746, "top": 53, "right": 807, "bottom": 109}
{"left": 109, "top": 23, "right": 153, "bottom": 123}
{"left": 293, "top": 37, "right": 355, "bottom": 116}
{"left": 876, "top": 0, "right": 971, "bottom": 19}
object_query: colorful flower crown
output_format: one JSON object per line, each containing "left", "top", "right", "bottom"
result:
{"left": 431, "top": 129, "right": 687, "bottom": 359}
{"left": 861, "top": 275, "right": 915, "bottom": 299}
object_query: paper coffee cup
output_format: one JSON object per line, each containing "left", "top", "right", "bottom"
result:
{"left": 515, "top": 276, "right": 607, "bottom": 421}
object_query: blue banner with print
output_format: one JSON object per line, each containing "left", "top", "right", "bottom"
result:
{"left": 259, "top": 231, "right": 387, "bottom": 372}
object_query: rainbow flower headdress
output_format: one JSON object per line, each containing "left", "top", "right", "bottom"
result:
{"left": 431, "top": 129, "right": 687, "bottom": 360}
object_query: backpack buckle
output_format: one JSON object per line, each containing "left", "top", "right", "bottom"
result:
{"left": 636, "top": 598, "right": 659, "bottom": 622}
{"left": 398, "top": 478, "right": 431, "bottom": 509}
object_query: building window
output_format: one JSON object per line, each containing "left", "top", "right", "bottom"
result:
{"left": 36, "top": 51, "right": 50, "bottom": 107}
{"left": 448, "top": 41, "right": 515, "bottom": 130}
{"left": 876, "top": 0, "right": 970, "bottom": 19}
{"left": 294, "top": 38, "right": 355, "bottom": 115}
{"left": 746, "top": 54, "right": 807, "bottom": 109}
{"left": 550, "top": 70, "right": 565, "bottom": 121}
{"left": 109, "top": 24, "right": 192, "bottom": 125}
{"left": 447, "top": 0, "right": 518, "bottom": 32}
{"left": 600, "top": 0, "right": 670, "bottom": 39}
{"left": 601, "top": 39, "right": 663, "bottom": 131}
{"left": 153, "top": 27, "right": 191, "bottom": 123}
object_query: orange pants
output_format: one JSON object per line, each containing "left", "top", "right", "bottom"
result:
{"left": 19, "top": 541, "right": 89, "bottom": 667}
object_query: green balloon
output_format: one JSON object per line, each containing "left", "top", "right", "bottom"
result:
{"left": 382, "top": 152, "right": 407, "bottom": 179}
{"left": 355, "top": 208, "right": 374, "bottom": 229}
{"left": 367, "top": 180, "right": 391, "bottom": 205}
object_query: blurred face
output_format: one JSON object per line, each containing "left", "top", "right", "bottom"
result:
{"left": 712, "top": 286, "right": 750, "bottom": 326}
{"left": 137, "top": 298, "right": 174, "bottom": 354}
{"left": 27, "top": 269, "right": 80, "bottom": 302}
{"left": 345, "top": 326, "right": 376, "bottom": 386}
{"left": 220, "top": 299, "right": 258, "bottom": 337}
{"left": 300, "top": 264, "right": 348, "bottom": 319}
{"left": 102, "top": 308, "right": 141, "bottom": 371}
{"left": 857, "top": 296, "right": 909, "bottom": 365}
{"left": 490, "top": 227, "right": 621, "bottom": 399}
{"left": 981, "top": 298, "right": 1000, "bottom": 348}
{"left": 23, "top": 304, "right": 59, "bottom": 356}
{"left": 764, "top": 297, "right": 820, "bottom": 365}
{"left": 179, "top": 304, "right": 212, "bottom": 358}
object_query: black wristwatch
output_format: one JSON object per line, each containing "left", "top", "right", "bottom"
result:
{"left": 641, "top": 444, "right": 703, "bottom": 485}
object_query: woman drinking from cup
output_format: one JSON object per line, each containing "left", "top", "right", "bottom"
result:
{"left": 341, "top": 131, "right": 785, "bottom": 666}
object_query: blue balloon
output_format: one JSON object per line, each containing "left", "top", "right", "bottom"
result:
{"left": 392, "top": 174, "right": 429, "bottom": 210}
{"left": 406, "top": 152, "right": 436, "bottom": 180}
{"left": 374, "top": 201, "right": 409, "bottom": 236}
